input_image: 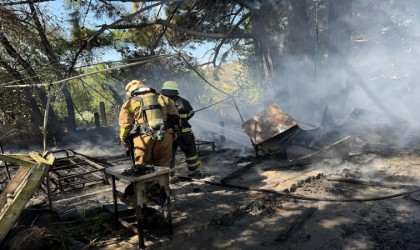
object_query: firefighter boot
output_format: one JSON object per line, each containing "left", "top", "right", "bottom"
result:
{"left": 187, "top": 160, "right": 203, "bottom": 178}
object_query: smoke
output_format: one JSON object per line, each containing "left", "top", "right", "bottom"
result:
{"left": 189, "top": 104, "right": 256, "bottom": 156}
{"left": 64, "top": 1, "right": 420, "bottom": 157}
{"left": 267, "top": 0, "right": 420, "bottom": 129}
{"left": 107, "top": 0, "right": 420, "bottom": 154}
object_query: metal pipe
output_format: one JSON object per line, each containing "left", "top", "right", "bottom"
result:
{"left": 43, "top": 85, "right": 51, "bottom": 152}
{"left": 56, "top": 169, "right": 103, "bottom": 180}
{"left": 112, "top": 176, "right": 119, "bottom": 225}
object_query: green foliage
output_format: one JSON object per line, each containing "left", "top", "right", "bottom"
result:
{"left": 0, "top": 88, "right": 33, "bottom": 125}
{"left": 164, "top": 1, "right": 247, "bottom": 43}
{"left": 51, "top": 65, "right": 120, "bottom": 128}
{"left": 201, "top": 63, "right": 261, "bottom": 114}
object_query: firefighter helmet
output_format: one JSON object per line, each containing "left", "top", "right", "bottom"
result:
{"left": 161, "top": 81, "right": 179, "bottom": 97}
{"left": 162, "top": 81, "right": 179, "bottom": 91}
{"left": 125, "top": 80, "right": 151, "bottom": 96}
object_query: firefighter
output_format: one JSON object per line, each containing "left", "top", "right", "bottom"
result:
{"left": 160, "top": 80, "right": 202, "bottom": 176}
{"left": 119, "top": 80, "right": 180, "bottom": 169}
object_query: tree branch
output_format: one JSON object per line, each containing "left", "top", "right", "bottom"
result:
{"left": 68, "top": 1, "right": 164, "bottom": 74}
{"left": 0, "top": 0, "right": 53, "bottom": 6}
{"left": 230, "top": 0, "right": 258, "bottom": 11}
{"left": 212, "top": 9, "right": 249, "bottom": 66}
{"left": 0, "top": 26, "right": 41, "bottom": 83}
{"left": 29, "top": 2, "right": 63, "bottom": 76}
{"left": 150, "top": 3, "right": 180, "bottom": 53}
{"left": 110, "top": 19, "right": 252, "bottom": 39}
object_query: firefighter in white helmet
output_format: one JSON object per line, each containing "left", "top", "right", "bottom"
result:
{"left": 119, "top": 80, "right": 180, "bottom": 169}
{"left": 160, "top": 80, "right": 202, "bottom": 176}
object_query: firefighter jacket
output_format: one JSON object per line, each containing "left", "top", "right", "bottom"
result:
{"left": 119, "top": 93, "right": 180, "bottom": 143}
{"left": 169, "top": 96, "right": 195, "bottom": 134}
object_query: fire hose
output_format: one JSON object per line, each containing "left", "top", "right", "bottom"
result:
{"left": 177, "top": 176, "right": 420, "bottom": 202}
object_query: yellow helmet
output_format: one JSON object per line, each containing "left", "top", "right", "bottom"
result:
{"left": 125, "top": 80, "right": 150, "bottom": 96}
{"left": 162, "top": 81, "right": 179, "bottom": 91}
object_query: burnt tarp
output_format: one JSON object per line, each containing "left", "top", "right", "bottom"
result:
{"left": 241, "top": 105, "right": 320, "bottom": 155}
{"left": 310, "top": 108, "right": 410, "bottom": 149}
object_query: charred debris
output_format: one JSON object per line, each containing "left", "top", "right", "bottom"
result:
{"left": 242, "top": 104, "right": 418, "bottom": 161}
{"left": 0, "top": 104, "right": 420, "bottom": 249}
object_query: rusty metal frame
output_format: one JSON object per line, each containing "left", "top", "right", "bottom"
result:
{"left": 195, "top": 139, "right": 215, "bottom": 152}
{"left": 48, "top": 149, "right": 108, "bottom": 193}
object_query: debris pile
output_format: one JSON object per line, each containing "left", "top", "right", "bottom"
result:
{"left": 241, "top": 105, "right": 414, "bottom": 162}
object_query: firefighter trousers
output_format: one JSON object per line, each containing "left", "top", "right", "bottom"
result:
{"left": 171, "top": 131, "right": 201, "bottom": 171}
{"left": 132, "top": 131, "right": 173, "bottom": 167}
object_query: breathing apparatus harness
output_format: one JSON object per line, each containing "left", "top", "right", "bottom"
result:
{"left": 130, "top": 89, "right": 166, "bottom": 141}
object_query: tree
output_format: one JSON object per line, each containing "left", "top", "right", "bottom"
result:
{"left": 0, "top": 2, "right": 103, "bottom": 142}
{"left": 0, "top": 8, "right": 64, "bottom": 140}
{"left": 4, "top": 0, "right": 414, "bottom": 134}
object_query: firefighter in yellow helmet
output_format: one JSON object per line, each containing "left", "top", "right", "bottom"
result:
{"left": 119, "top": 80, "right": 180, "bottom": 169}
{"left": 160, "top": 80, "right": 202, "bottom": 176}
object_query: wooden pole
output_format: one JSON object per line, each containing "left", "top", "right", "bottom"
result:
{"left": 94, "top": 112, "right": 100, "bottom": 128}
{"left": 100, "top": 102, "right": 107, "bottom": 126}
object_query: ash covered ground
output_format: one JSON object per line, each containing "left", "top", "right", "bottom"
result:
{"left": 1, "top": 132, "right": 420, "bottom": 250}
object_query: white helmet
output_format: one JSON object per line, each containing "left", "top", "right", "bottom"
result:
{"left": 125, "top": 80, "right": 151, "bottom": 96}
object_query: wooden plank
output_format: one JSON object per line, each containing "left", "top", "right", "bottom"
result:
{"left": 73, "top": 152, "right": 108, "bottom": 184}
{"left": 0, "top": 166, "right": 33, "bottom": 209}
{"left": 74, "top": 154, "right": 105, "bottom": 169}
{"left": 29, "top": 152, "right": 54, "bottom": 165}
{"left": 0, "top": 163, "right": 50, "bottom": 243}
{"left": 220, "top": 162, "right": 255, "bottom": 184}
{"left": 0, "top": 154, "right": 35, "bottom": 167}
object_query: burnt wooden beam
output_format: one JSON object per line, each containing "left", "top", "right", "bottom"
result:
{"left": 275, "top": 207, "right": 317, "bottom": 242}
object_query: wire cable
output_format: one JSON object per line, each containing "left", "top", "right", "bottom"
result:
{"left": 194, "top": 96, "right": 231, "bottom": 112}
{"left": 0, "top": 54, "right": 168, "bottom": 87}
{"left": 0, "top": 54, "right": 176, "bottom": 88}
{"left": 178, "top": 53, "right": 232, "bottom": 97}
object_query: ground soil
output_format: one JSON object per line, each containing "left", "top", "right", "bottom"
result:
{"left": 2, "top": 142, "right": 420, "bottom": 250}
{"left": 156, "top": 149, "right": 420, "bottom": 250}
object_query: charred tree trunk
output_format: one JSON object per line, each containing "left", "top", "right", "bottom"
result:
{"left": 251, "top": 1, "right": 314, "bottom": 111}
{"left": 288, "top": 0, "right": 313, "bottom": 59}
{"left": 328, "top": 0, "right": 352, "bottom": 57}
{"left": 251, "top": 2, "right": 287, "bottom": 107}
{"left": 283, "top": 0, "right": 316, "bottom": 116}
{"left": 29, "top": 3, "right": 76, "bottom": 132}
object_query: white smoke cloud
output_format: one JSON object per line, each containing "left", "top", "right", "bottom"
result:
{"left": 266, "top": 0, "right": 420, "bottom": 130}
